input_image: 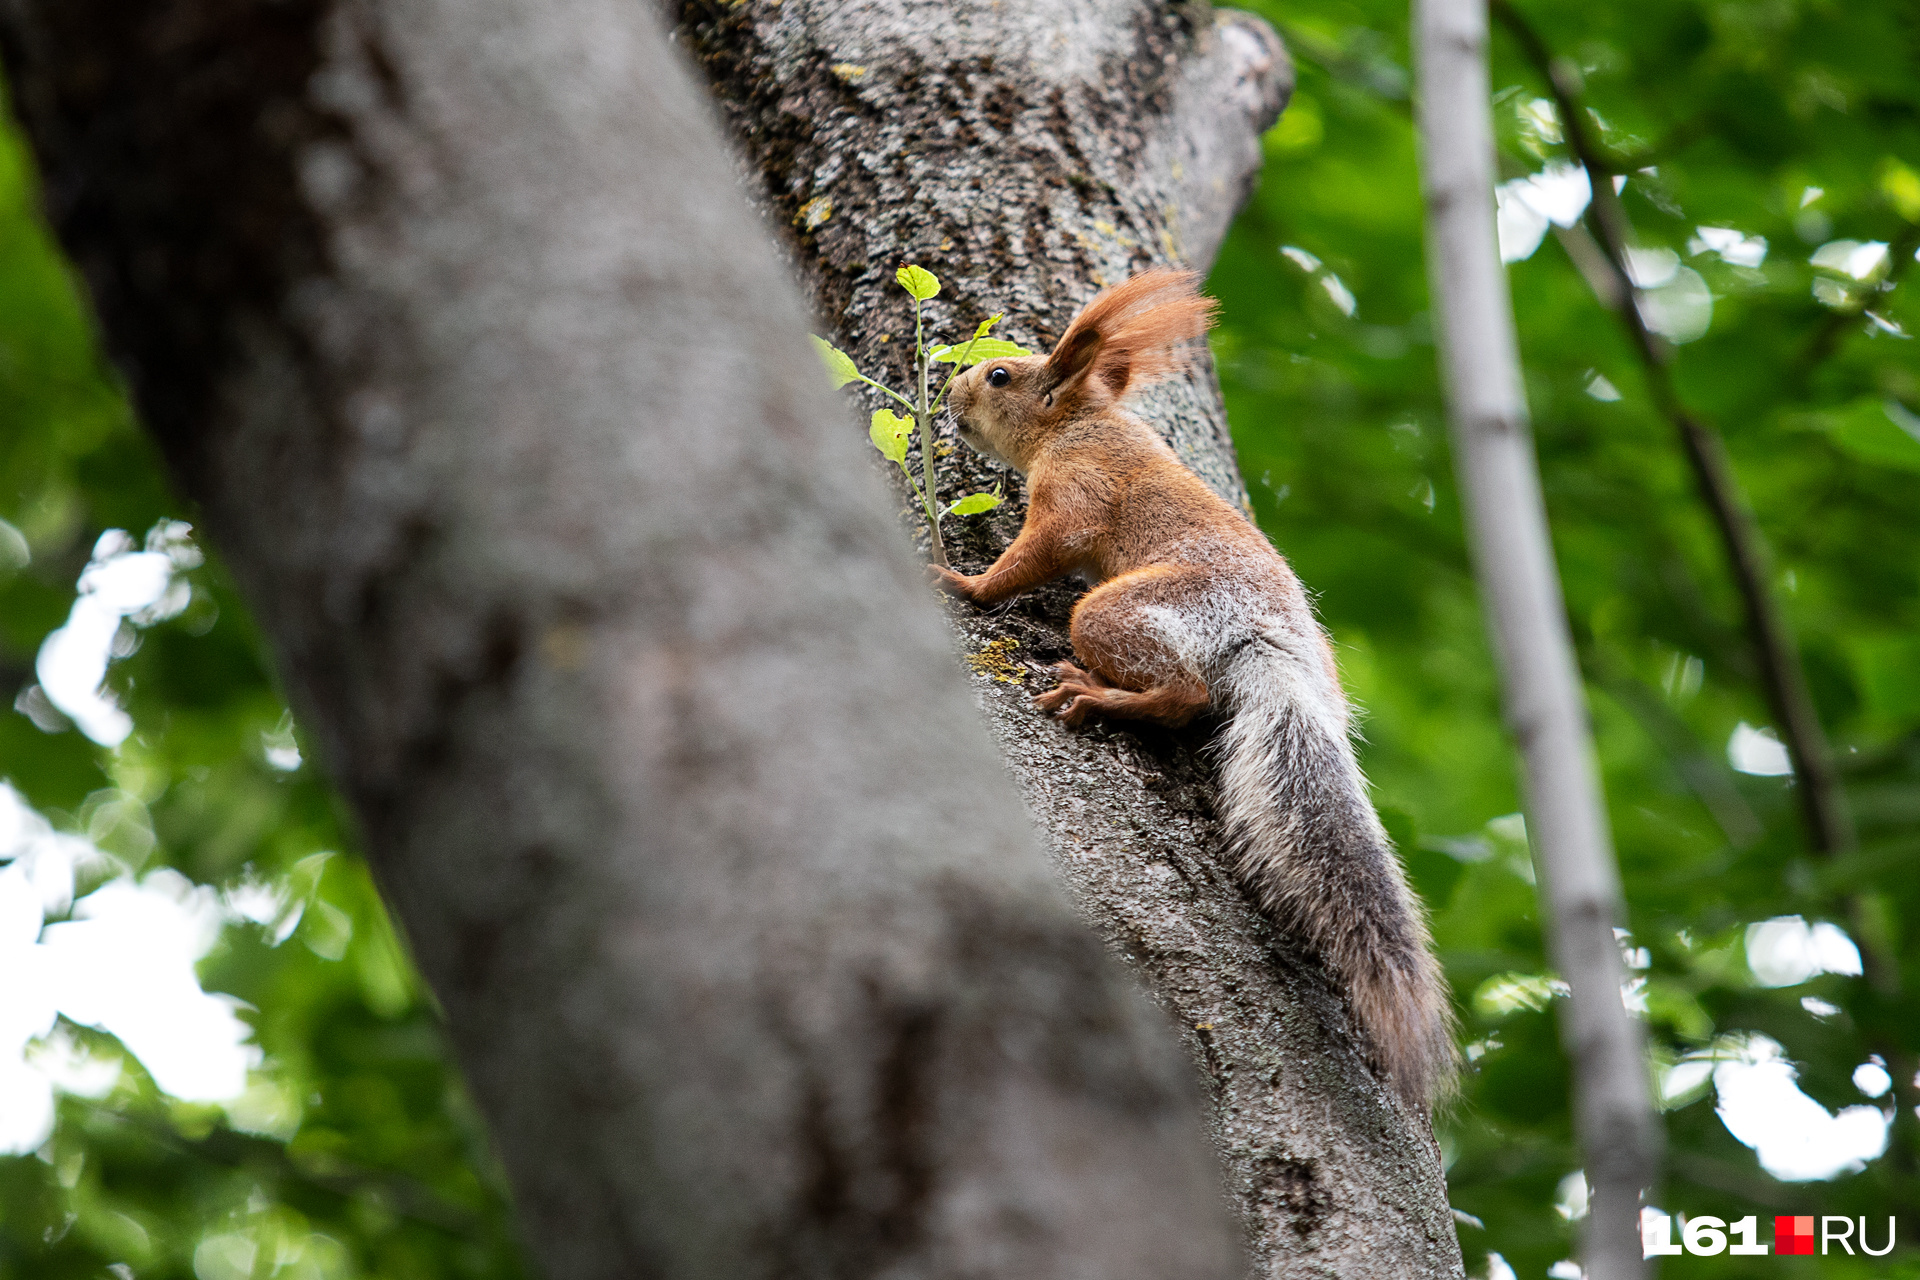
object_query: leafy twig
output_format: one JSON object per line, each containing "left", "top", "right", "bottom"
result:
{"left": 1500, "top": 6, "right": 1915, "bottom": 1181}
{"left": 813, "top": 264, "right": 1023, "bottom": 566}
{"left": 1413, "top": 4, "right": 1658, "bottom": 1273}
{"left": 1492, "top": 0, "right": 1857, "bottom": 861}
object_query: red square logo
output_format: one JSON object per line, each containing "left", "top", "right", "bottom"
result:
{"left": 1776, "top": 1216, "right": 1816, "bottom": 1256}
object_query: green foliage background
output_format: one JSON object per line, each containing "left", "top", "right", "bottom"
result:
{"left": 2, "top": 0, "right": 1918, "bottom": 1275}
{"left": 1211, "top": 0, "right": 1920, "bottom": 1274}
{"left": 0, "top": 76, "right": 528, "bottom": 1280}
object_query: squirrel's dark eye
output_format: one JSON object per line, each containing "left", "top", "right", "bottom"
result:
{"left": 987, "top": 367, "right": 1012, "bottom": 388}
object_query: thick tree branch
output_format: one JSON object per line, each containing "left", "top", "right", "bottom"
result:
{"left": 1492, "top": 0, "right": 1858, "bottom": 861}
{"left": 679, "top": 2, "right": 1466, "bottom": 1276}
{"left": 1413, "top": 2, "right": 1658, "bottom": 1277}
{"left": 1157, "top": 12, "right": 1294, "bottom": 272}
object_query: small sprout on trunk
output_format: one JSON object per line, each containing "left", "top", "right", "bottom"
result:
{"left": 811, "top": 265, "right": 1029, "bottom": 566}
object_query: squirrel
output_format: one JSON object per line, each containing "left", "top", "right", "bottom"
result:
{"left": 932, "top": 269, "right": 1456, "bottom": 1110}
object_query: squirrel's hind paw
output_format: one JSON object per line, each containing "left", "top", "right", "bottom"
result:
{"left": 1034, "top": 671, "right": 1103, "bottom": 725}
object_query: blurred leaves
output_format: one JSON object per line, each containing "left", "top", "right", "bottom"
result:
{"left": 1215, "top": 0, "right": 1920, "bottom": 1273}
{"left": 0, "top": 76, "right": 525, "bottom": 1280}
{"left": 1822, "top": 398, "right": 1920, "bottom": 473}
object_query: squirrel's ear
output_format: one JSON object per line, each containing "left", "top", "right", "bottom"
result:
{"left": 1045, "top": 326, "right": 1103, "bottom": 394}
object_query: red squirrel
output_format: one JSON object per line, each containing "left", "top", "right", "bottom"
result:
{"left": 933, "top": 269, "right": 1456, "bottom": 1110}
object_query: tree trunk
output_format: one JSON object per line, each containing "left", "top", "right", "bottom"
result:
{"left": 1412, "top": 2, "right": 1657, "bottom": 1275}
{"left": 0, "top": 1, "right": 1248, "bottom": 1277}
{"left": 677, "top": 3, "right": 1465, "bottom": 1276}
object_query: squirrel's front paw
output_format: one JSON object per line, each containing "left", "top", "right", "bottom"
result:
{"left": 927, "top": 564, "right": 974, "bottom": 599}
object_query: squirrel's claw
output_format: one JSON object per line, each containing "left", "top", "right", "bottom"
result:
{"left": 927, "top": 563, "right": 974, "bottom": 598}
{"left": 1054, "top": 693, "right": 1097, "bottom": 727}
{"left": 1034, "top": 676, "right": 1099, "bottom": 725}
{"left": 1036, "top": 661, "right": 1108, "bottom": 725}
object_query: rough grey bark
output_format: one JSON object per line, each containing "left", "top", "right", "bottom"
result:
{"left": 0, "top": 1, "right": 1247, "bottom": 1277}
{"left": 679, "top": 2, "right": 1465, "bottom": 1276}
{"left": 1412, "top": 1, "right": 1659, "bottom": 1276}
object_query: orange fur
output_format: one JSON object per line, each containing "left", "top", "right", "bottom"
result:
{"left": 1046, "top": 268, "right": 1220, "bottom": 402}
{"left": 936, "top": 271, "right": 1458, "bottom": 1111}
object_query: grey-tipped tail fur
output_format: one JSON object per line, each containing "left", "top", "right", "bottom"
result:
{"left": 1215, "top": 641, "right": 1457, "bottom": 1110}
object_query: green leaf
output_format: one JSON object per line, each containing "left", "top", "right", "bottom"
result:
{"left": 945, "top": 489, "right": 1002, "bottom": 516}
{"left": 1825, "top": 399, "right": 1920, "bottom": 474}
{"left": 811, "top": 334, "right": 861, "bottom": 389}
{"left": 931, "top": 338, "right": 1033, "bottom": 366}
{"left": 869, "top": 408, "right": 912, "bottom": 465}
{"left": 972, "top": 312, "right": 1004, "bottom": 339}
{"left": 895, "top": 264, "right": 941, "bottom": 300}
{"left": 1850, "top": 633, "right": 1920, "bottom": 721}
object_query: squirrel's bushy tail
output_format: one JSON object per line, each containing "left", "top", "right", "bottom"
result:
{"left": 1215, "top": 637, "right": 1457, "bottom": 1111}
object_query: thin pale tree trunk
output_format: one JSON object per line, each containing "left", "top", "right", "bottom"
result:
{"left": 1412, "top": 1, "right": 1659, "bottom": 1276}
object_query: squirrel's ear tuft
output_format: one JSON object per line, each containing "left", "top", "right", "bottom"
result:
{"left": 1045, "top": 269, "right": 1218, "bottom": 402}
{"left": 1046, "top": 326, "right": 1105, "bottom": 393}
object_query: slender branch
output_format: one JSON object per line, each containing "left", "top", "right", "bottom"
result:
{"left": 914, "top": 297, "right": 947, "bottom": 566}
{"left": 1412, "top": 3, "right": 1658, "bottom": 1276}
{"left": 858, "top": 372, "right": 920, "bottom": 415}
{"left": 1498, "top": 5, "right": 1920, "bottom": 1209}
{"left": 1492, "top": 0, "right": 1857, "bottom": 860}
